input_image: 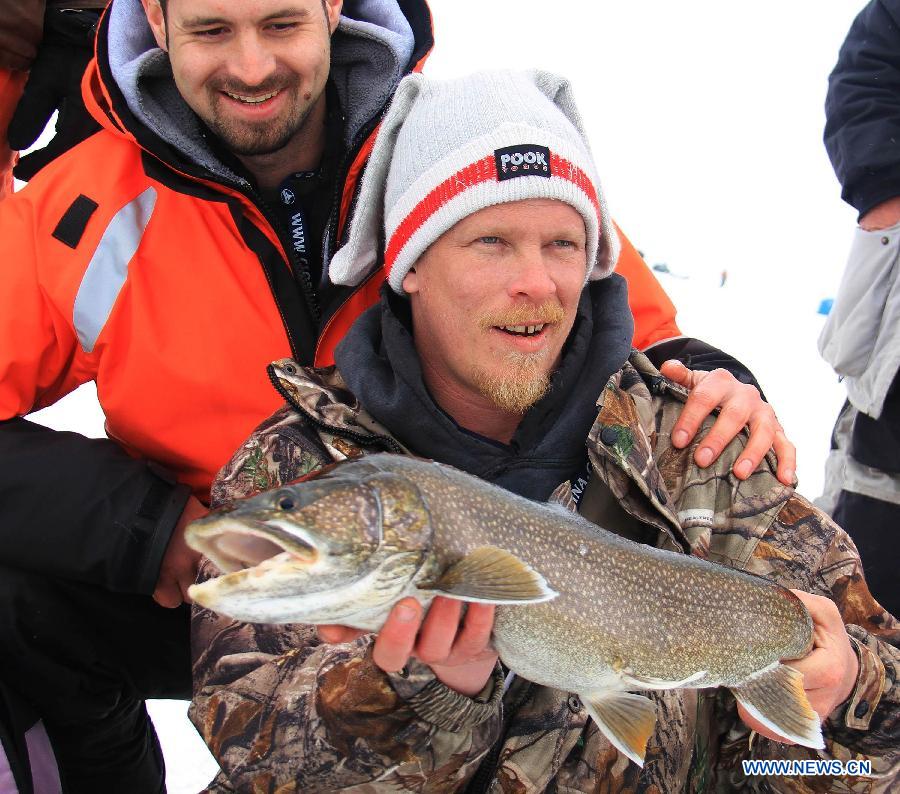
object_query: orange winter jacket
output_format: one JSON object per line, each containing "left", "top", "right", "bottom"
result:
{"left": 0, "top": 0, "right": 678, "bottom": 503}
{"left": 0, "top": 0, "right": 436, "bottom": 499}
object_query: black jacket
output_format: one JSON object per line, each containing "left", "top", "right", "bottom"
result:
{"left": 825, "top": 0, "right": 900, "bottom": 217}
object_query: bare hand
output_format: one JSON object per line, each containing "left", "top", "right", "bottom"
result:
{"left": 661, "top": 360, "right": 795, "bottom": 485}
{"left": 318, "top": 596, "right": 498, "bottom": 697}
{"left": 153, "top": 495, "right": 206, "bottom": 608}
{"left": 738, "top": 590, "right": 859, "bottom": 744}
{"left": 859, "top": 196, "right": 900, "bottom": 231}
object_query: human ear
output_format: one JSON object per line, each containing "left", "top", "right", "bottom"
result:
{"left": 141, "top": 0, "right": 168, "bottom": 51}
{"left": 325, "top": 0, "right": 343, "bottom": 34}
{"left": 401, "top": 268, "right": 419, "bottom": 295}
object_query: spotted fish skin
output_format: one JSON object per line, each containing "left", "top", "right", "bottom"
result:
{"left": 187, "top": 452, "right": 821, "bottom": 762}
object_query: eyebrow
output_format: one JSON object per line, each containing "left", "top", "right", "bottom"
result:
{"left": 180, "top": 7, "right": 310, "bottom": 29}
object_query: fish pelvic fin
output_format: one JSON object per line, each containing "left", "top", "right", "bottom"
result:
{"left": 730, "top": 663, "right": 825, "bottom": 749}
{"left": 582, "top": 691, "right": 657, "bottom": 768}
{"left": 417, "top": 546, "right": 558, "bottom": 605}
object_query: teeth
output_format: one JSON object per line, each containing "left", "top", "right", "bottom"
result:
{"left": 500, "top": 324, "right": 545, "bottom": 336}
{"left": 226, "top": 90, "right": 279, "bottom": 104}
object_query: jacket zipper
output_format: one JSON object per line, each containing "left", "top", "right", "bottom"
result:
{"left": 249, "top": 188, "right": 322, "bottom": 326}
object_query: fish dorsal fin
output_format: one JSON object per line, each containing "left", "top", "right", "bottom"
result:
{"left": 730, "top": 663, "right": 824, "bottom": 749}
{"left": 582, "top": 690, "right": 657, "bottom": 767}
{"left": 418, "top": 546, "right": 558, "bottom": 604}
{"left": 620, "top": 669, "right": 708, "bottom": 690}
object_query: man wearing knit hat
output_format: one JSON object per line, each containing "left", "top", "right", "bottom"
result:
{"left": 189, "top": 71, "right": 898, "bottom": 791}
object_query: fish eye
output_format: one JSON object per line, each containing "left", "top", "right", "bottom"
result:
{"left": 281, "top": 362, "right": 298, "bottom": 376}
{"left": 277, "top": 494, "right": 296, "bottom": 511}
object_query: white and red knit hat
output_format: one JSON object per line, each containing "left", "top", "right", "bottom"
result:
{"left": 329, "top": 70, "right": 620, "bottom": 292}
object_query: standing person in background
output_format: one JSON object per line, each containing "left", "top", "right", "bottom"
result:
{"left": 0, "top": 1, "right": 104, "bottom": 199}
{"left": 818, "top": 0, "right": 900, "bottom": 617}
{"left": 0, "top": 0, "right": 42, "bottom": 198}
{"left": 0, "top": 1, "right": 434, "bottom": 789}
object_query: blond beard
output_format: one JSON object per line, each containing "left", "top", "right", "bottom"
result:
{"left": 470, "top": 301, "right": 563, "bottom": 413}
{"left": 470, "top": 351, "right": 552, "bottom": 414}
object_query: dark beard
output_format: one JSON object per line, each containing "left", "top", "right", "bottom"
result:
{"left": 204, "top": 79, "right": 318, "bottom": 157}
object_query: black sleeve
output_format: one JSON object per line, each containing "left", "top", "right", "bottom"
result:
{"left": 642, "top": 336, "right": 766, "bottom": 399}
{"left": 7, "top": 8, "right": 101, "bottom": 181}
{"left": 0, "top": 417, "right": 191, "bottom": 595}
{"left": 824, "top": 0, "right": 900, "bottom": 217}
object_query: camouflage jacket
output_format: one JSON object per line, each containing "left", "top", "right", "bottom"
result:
{"left": 190, "top": 352, "right": 900, "bottom": 793}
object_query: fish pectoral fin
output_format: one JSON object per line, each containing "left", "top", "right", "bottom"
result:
{"left": 729, "top": 663, "right": 824, "bottom": 749}
{"left": 582, "top": 691, "right": 657, "bottom": 768}
{"left": 620, "top": 669, "right": 708, "bottom": 690}
{"left": 418, "top": 546, "right": 558, "bottom": 604}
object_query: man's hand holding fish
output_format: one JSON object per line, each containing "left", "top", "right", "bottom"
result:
{"left": 737, "top": 590, "right": 860, "bottom": 744}
{"left": 319, "top": 597, "right": 499, "bottom": 697}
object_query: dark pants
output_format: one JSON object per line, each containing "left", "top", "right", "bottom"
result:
{"left": 0, "top": 566, "right": 191, "bottom": 793}
{"left": 833, "top": 491, "right": 900, "bottom": 618}
{"left": 831, "top": 376, "right": 900, "bottom": 618}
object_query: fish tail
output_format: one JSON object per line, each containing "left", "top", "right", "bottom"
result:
{"left": 729, "top": 663, "right": 824, "bottom": 749}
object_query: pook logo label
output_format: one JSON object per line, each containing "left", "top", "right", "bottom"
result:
{"left": 494, "top": 144, "right": 552, "bottom": 182}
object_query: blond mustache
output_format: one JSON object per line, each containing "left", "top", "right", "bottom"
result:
{"left": 478, "top": 302, "right": 565, "bottom": 330}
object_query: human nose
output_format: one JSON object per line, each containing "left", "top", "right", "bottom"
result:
{"left": 227, "top": 32, "right": 276, "bottom": 87}
{"left": 507, "top": 248, "right": 557, "bottom": 302}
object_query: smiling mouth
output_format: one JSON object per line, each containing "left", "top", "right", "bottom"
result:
{"left": 223, "top": 89, "right": 281, "bottom": 105}
{"left": 496, "top": 323, "right": 547, "bottom": 337}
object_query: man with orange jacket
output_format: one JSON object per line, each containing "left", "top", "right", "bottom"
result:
{"left": 0, "top": 0, "right": 793, "bottom": 791}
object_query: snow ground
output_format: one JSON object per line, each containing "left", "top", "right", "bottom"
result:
{"left": 27, "top": 269, "right": 847, "bottom": 792}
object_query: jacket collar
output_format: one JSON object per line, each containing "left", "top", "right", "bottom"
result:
{"left": 588, "top": 353, "right": 693, "bottom": 553}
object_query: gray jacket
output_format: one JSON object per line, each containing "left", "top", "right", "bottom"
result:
{"left": 819, "top": 221, "right": 900, "bottom": 421}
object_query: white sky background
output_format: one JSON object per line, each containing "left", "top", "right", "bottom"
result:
{"left": 20, "top": 1, "right": 869, "bottom": 789}
{"left": 427, "top": 1, "right": 861, "bottom": 290}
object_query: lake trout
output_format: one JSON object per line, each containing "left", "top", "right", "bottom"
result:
{"left": 186, "top": 453, "right": 823, "bottom": 765}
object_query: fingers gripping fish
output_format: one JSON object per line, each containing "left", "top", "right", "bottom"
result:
{"left": 186, "top": 454, "right": 823, "bottom": 766}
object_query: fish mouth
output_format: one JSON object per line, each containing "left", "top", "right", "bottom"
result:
{"left": 192, "top": 518, "right": 318, "bottom": 574}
